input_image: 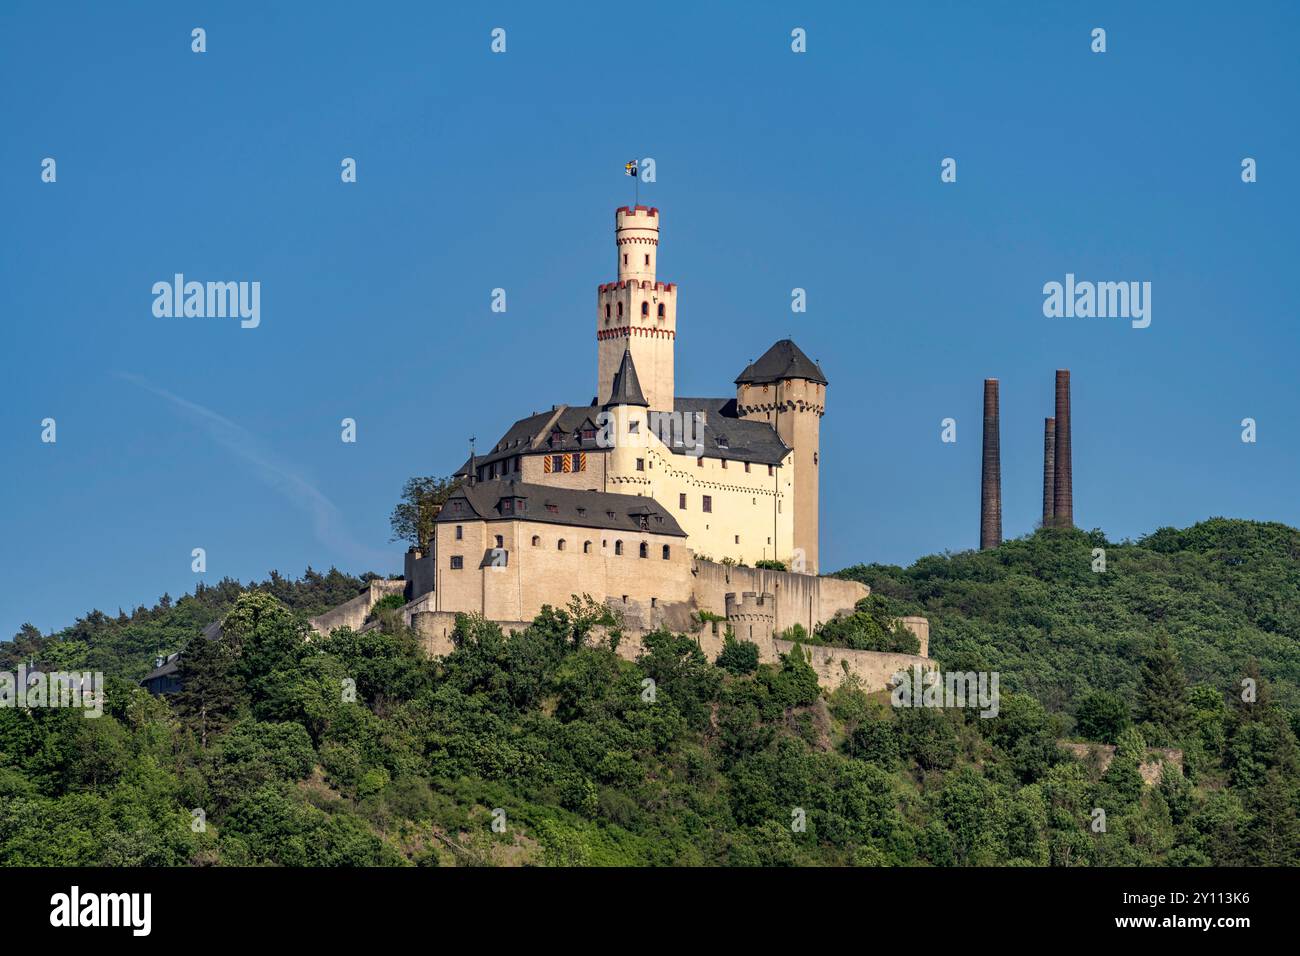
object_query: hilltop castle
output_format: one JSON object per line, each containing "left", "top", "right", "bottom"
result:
{"left": 310, "top": 204, "right": 930, "bottom": 686}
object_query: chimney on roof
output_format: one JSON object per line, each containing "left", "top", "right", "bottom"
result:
{"left": 1052, "top": 370, "right": 1073, "bottom": 528}
{"left": 980, "top": 379, "right": 1002, "bottom": 550}
{"left": 1042, "top": 417, "right": 1056, "bottom": 527}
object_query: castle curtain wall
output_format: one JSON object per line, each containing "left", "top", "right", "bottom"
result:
{"left": 434, "top": 516, "right": 692, "bottom": 625}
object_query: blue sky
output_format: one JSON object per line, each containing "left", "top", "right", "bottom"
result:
{"left": 2, "top": 1, "right": 1298, "bottom": 637}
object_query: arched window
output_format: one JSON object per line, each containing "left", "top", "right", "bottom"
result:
{"left": 657, "top": 302, "right": 665, "bottom": 318}
{"left": 614, "top": 540, "right": 624, "bottom": 556}
{"left": 662, "top": 545, "right": 671, "bottom": 560}
{"left": 557, "top": 539, "right": 566, "bottom": 551}
{"left": 639, "top": 542, "right": 649, "bottom": 559}
{"left": 640, "top": 301, "right": 649, "bottom": 317}
{"left": 583, "top": 541, "right": 592, "bottom": 554}
{"left": 531, "top": 535, "right": 540, "bottom": 547}
{"left": 617, "top": 302, "right": 623, "bottom": 318}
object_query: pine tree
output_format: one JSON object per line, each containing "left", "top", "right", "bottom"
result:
{"left": 1135, "top": 631, "right": 1187, "bottom": 738}
{"left": 174, "top": 633, "right": 240, "bottom": 749}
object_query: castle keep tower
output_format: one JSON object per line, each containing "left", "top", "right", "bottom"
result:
{"left": 597, "top": 206, "right": 677, "bottom": 411}
{"left": 736, "top": 340, "right": 827, "bottom": 574}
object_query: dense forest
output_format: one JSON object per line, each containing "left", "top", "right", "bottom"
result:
{"left": 1, "top": 518, "right": 1297, "bottom": 866}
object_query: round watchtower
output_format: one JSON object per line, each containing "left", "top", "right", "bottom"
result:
{"left": 616, "top": 205, "right": 658, "bottom": 281}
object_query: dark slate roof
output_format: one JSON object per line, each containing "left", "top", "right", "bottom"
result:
{"left": 734, "top": 338, "right": 827, "bottom": 386}
{"left": 672, "top": 398, "right": 791, "bottom": 465}
{"left": 437, "top": 479, "right": 687, "bottom": 536}
{"left": 456, "top": 405, "right": 609, "bottom": 476}
{"left": 142, "top": 653, "right": 181, "bottom": 682}
{"left": 457, "top": 394, "right": 792, "bottom": 474}
{"left": 139, "top": 621, "right": 222, "bottom": 685}
{"left": 605, "top": 349, "right": 648, "bottom": 407}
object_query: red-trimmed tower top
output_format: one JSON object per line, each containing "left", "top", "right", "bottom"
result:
{"left": 598, "top": 206, "right": 676, "bottom": 410}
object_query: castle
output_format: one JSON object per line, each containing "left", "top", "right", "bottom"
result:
{"left": 309, "top": 204, "right": 931, "bottom": 687}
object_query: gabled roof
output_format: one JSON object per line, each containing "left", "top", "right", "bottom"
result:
{"left": 455, "top": 405, "right": 606, "bottom": 475}
{"left": 437, "top": 479, "right": 686, "bottom": 536}
{"left": 605, "top": 349, "right": 648, "bottom": 407}
{"left": 734, "top": 339, "right": 827, "bottom": 386}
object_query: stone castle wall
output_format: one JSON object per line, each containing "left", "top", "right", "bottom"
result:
{"left": 407, "top": 608, "right": 928, "bottom": 694}
{"left": 308, "top": 579, "right": 405, "bottom": 636}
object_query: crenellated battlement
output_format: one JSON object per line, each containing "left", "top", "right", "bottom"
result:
{"left": 725, "top": 590, "right": 777, "bottom": 622}
{"left": 615, "top": 205, "right": 659, "bottom": 221}
{"left": 598, "top": 280, "right": 677, "bottom": 293}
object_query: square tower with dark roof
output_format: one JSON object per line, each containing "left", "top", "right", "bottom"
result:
{"left": 735, "top": 340, "right": 827, "bottom": 574}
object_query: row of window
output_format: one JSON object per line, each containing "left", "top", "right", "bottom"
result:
{"left": 545, "top": 452, "right": 587, "bottom": 474}
{"left": 447, "top": 539, "right": 672, "bottom": 568}
{"left": 604, "top": 299, "right": 667, "bottom": 323}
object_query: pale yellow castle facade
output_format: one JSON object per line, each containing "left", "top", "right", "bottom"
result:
{"left": 306, "top": 203, "right": 932, "bottom": 688}
{"left": 410, "top": 204, "right": 839, "bottom": 630}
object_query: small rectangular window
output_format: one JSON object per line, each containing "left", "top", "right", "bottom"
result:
{"left": 744, "top": 462, "right": 751, "bottom": 473}
{"left": 679, "top": 493, "right": 686, "bottom": 509}
{"left": 450, "top": 556, "right": 463, "bottom": 570}
{"left": 636, "top": 458, "right": 645, "bottom": 471}
{"left": 455, "top": 525, "right": 463, "bottom": 540}
{"left": 703, "top": 496, "right": 712, "bottom": 513}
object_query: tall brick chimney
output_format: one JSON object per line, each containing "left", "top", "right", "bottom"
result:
{"left": 1052, "top": 370, "right": 1073, "bottom": 528}
{"left": 980, "top": 378, "right": 1001, "bottom": 550}
{"left": 1042, "top": 417, "right": 1056, "bottom": 527}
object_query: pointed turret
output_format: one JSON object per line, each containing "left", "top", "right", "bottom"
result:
{"left": 605, "top": 348, "right": 648, "bottom": 408}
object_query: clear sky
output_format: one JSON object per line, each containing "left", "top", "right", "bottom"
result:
{"left": 3, "top": 1, "right": 1298, "bottom": 638}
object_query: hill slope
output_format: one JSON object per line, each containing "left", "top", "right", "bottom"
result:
{"left": 1, "top": 518, "right": 1296, "bottom": 866}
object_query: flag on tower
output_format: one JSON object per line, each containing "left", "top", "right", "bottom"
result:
{"left": 625, "top": 160, "right": 638, "bottom": 177}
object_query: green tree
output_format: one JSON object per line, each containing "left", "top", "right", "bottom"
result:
{"left": 1075, "top": 690, "right": 1130, "bottom": 744}
{"left": 1135, "top": 632, "right": 1187, "bottom": 739}
{"left": 175, "top": 633, "right": 240, "bottom": 749}
{"left": 390, "top": 475, "right": 460, "bottom": 551}
{"left": 715, "top": 635, "right": 760, "bottom": 675}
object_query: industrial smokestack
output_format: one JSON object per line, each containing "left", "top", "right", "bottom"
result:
{"left": 980, "top": 378, "right": 1001, "bottom": 550}
{"left": 1052, "top": 370, "right": 1073, "bottom": 528}
{"left": 1042, "top": 417, "right": 1056, "bottom": 527}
